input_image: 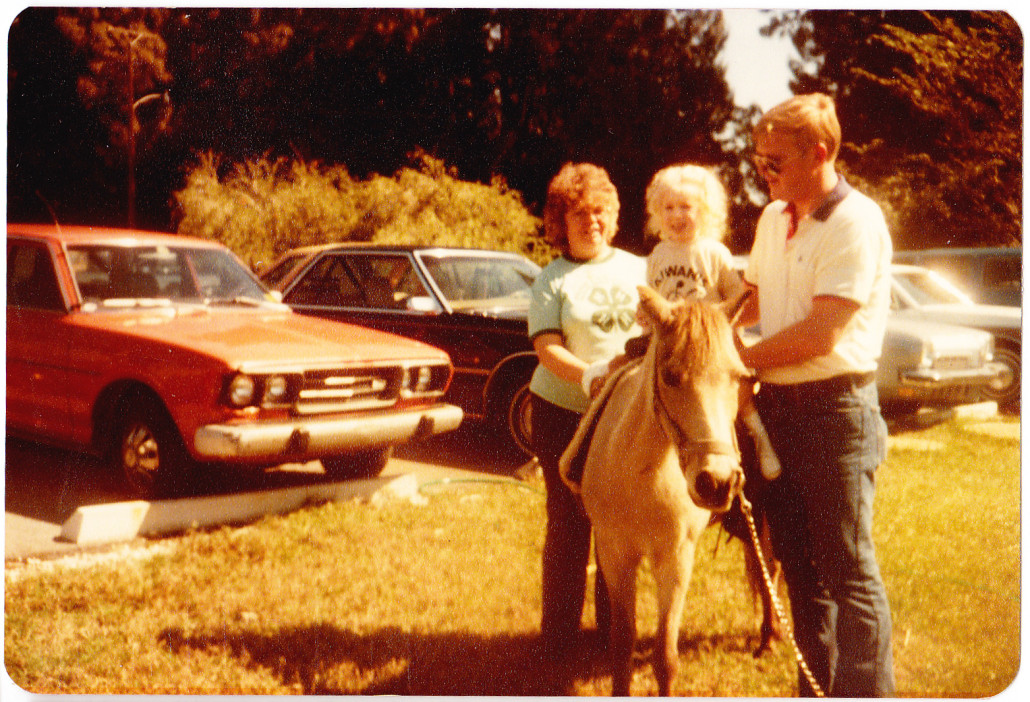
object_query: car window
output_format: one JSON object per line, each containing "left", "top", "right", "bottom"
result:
{"left": 983, "top": 257, "right": 1021, "bottom": 288}
{"left": 894, "top": 269, "right": 973, "bottom": 306}
{"left": 261, "top": 252, "right": 308, "bottom": 289}
{"left": 285, "top": 253, "right": 429, "bottom": 309}
{"left": 285, "top": 255, "right": 363, "bottom": 306}
{"left": 349, "top": 255, "right": 428, "bottom": 307}
{"left": 67, "top": 244, "right": 267, "bottom": 305}
{"left": 421, "top": 256, "right": 536, "bottom": 308}
{"left": 190, "top": 248, "right": 267, "bottom": 300}
{"left": 7, "top": 241, "right": 64, "bottom": 310}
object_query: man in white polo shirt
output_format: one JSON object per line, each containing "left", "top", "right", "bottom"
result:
{"left": 740, "top": 93, "right": 895, "bottom": 697}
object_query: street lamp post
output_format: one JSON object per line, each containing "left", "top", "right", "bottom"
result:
{"left": 128, "top": 92, "right": 167, "bottom": 229}
{"left": 126, "top": 33, "right": 168, "bottom": 229}
{"left": 127, "top": 33, "right": 142, "bottom": 229}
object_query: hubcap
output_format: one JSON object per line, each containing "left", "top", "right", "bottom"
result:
{"left": 989, "top": 366, "right": 1015, "bottom": 392}
{"left": 123, "top": 423, "right": 160, "bottom": 487}
{"left": 509, "top": 385, "right": 533, "bottom": 455}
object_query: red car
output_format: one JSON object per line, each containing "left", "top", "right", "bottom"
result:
{"left": 6, "top": 224, "right": 463, "bottom": 498}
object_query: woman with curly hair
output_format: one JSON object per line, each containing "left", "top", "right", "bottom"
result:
{"left": 527, "top": 162, "right": 645, "bottom": 658}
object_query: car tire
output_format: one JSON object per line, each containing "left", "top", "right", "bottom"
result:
{"left": 114, "top": 395, "right": 192, "bottom": 499}
{"left": 500, "top": 378, "right": 533, "bottom": 458}
{"left": 322, "top": 447, "right": 392, "bottom": 480}
{"left": 985, "top": 342, "right": 1020, "bottom": 410}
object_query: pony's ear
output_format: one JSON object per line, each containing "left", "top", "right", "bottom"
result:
{"left": 637, "top": 285, "right": 673, "bottom": 329}
{"left": 720, "top": 288, "right": 753, "bottom": 326}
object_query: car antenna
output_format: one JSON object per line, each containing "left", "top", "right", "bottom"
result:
{"left": 36, "top": 190, "right": 63, "bottom": 235}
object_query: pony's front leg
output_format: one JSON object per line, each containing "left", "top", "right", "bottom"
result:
{"left": 596, "top": 537, "right": 639, "bottom": 697}
{"left": 742, "top": 520, "right": 784, "bottom": 657}
{"left": 653, "top": 541, "right": 697, "bottom": 696}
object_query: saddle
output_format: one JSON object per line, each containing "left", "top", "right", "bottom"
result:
{"left": 559, "top": 357, "right": 644, "bottom": 493}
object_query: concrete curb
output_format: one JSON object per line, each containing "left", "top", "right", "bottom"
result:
{"left": 59, "top": 473, "right": 419, "bottom": 546}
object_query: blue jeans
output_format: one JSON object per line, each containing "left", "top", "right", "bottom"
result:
{"left": 756, "top": 377, "right": 895, "bottom": 697}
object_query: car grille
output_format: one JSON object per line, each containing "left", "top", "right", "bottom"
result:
{"left": 296, "top": 367, "right": 402, "bottom": 414}
{"left": 934, "top": 355, "right": 977, "bottom": 371}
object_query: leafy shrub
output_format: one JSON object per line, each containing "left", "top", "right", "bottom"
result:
{"left": 173, "top": 151, "right": 552, "bottom": 269}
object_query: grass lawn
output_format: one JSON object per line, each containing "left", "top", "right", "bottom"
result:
{"left": 4, "top": 413, "right": 1021, "bottom": 696}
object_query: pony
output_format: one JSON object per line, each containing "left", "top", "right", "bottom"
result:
{"left": 560, "top": 286, "right": 749, "bottom": 696}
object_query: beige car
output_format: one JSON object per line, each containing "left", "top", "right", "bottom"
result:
{"left": 733, "top": 256, "right": 1005, "bottom": 414}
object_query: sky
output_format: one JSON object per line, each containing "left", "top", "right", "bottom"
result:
{"left": 720, "top": 8, "right": 798, "bottom": 111}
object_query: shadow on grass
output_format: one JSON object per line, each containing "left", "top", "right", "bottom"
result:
{"left": 159, "top": 624, "right": 599, "bottom": 694}
{"left": 158, "top": 623, "right": 766, "bottom": 695}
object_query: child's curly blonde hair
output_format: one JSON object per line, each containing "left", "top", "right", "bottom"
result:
{"left": 644, "top": 164, "right": 728, "bottom": 242}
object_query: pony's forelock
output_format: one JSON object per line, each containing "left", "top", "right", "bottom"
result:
{"left": 662, "top": 302, "right": 738, "bottom": 378}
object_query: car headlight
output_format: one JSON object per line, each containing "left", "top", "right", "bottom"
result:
{"left": 918, "top": 340, "right": 935, "bottom": 369}
{"left": 263, "top": 374, "right": 289, "bottom": 404}
{"left": 400, "top": 362, "right": 448, "bottom": 397}
{"left": 227, "top": 372, "right": 297, "bottom": 407}
{"left": 228, "top": 373, "right": 256, "bottom": 407}
{"left": 409, "top": 366, "right": 434, "bottom": 393}
{"left": 983, "top": 337, "right": 995, "bottom": 364}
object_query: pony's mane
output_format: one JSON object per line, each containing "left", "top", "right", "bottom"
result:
{"left": 663, "top": 301, "right": 736, "bottom": 376}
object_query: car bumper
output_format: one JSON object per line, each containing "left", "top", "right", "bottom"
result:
{"left": 884, "top": 363, "right": 1005, "bottom": 405}
{"left": 900, "top": 362, "right": 1004, "bottom": 388}
{"left": 192, "top": 403, "right": 463, "bottom": 462}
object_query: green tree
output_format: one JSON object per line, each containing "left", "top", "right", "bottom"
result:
{"left": 473, "top": 9, "right": 739, "bottom": 247}
{"left": 774, "top": 10, "right": 1022, "bottom": 248}
{"left": 9, "top": 7, "right": 740, "bottom": 247}
{"left": 173, "top": 152, "right": 549, "bottom": 268}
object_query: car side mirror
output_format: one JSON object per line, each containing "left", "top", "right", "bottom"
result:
{"left": 406, "top": 296, "right": 441, "bottom": 313}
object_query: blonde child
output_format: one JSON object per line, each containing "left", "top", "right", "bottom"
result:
{"left": 583, "top": 164, "right": 781, "bottom": 481}
{"left": 644, "top": 164, "right": 746, "bottom": 305}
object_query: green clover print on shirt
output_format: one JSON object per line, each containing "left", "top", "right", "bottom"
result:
{"left": 589, "top": 286, "right": 636, "bottom": 333}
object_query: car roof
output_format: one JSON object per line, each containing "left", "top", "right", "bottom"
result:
{"left": 734, "top": 254, "right": 925, "bottom": 276}
{"left": 7, "top": 223, "right": 223, "bottom": 249}
{"left": 265, "top": 242, "right": 536, "bottom": 277}
{"left": 284, "top": 241, "right": 532, "bottom": 257}
{"left": 895, "top": 247, "right": 1021, "bottom": 258}
{"left": 891, "top": 262, "right": 937, "bottom": 274}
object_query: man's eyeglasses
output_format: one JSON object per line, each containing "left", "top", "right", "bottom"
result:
{"left": 753, "top": 154, "right": 785, "bottom": 176}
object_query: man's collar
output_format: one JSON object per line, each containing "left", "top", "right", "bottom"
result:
{"left": 810, "top": 175, "right": 853, "bottom": 221}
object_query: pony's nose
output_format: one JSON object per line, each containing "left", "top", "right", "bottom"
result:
{"left": 693, "top": 459, "right": 744, "bottom": 512}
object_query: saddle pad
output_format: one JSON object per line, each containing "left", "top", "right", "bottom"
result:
{"left": 559, "top": 357, "right": 644, "bottom": 493}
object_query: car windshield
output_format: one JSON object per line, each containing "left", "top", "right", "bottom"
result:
{"left": 261, "top": 251, "right": 311, "bottom": 289}
{"left": 893, "top": 268, "right": 974, "bottom": 307}
{"left": 67, "top": 244, "right": 270, "bottom": 306}
{"left": 421, "top": 255, "right": 539, "bottom": 309}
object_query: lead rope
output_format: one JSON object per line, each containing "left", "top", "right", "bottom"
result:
{"left": 738, "top": 495, "right": 826, "bottom": 698}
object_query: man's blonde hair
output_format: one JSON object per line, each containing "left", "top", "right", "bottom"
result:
{"left": 754, "top": 93, "right": 841, "bottom": 161}
{"left": 644, "top": 164, "right": 728, "bottom": 241}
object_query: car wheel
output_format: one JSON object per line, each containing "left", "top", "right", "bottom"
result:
{"left": 502, "top": 379, "right": 534, "bottom": 458}
{"left": 322, "top": 447, "right": 392, "bottom": 480}
{"left": 985, "top": 342, "right": 1020, "bottom": 409}
{"left": 114, "top": 396, "right": 191, "bottom": 499}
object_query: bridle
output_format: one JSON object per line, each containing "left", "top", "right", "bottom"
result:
{"left": 651, "top": 357, "right": 740, "bottom": 461}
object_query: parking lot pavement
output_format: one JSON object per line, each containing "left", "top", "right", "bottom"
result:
{"left": 5, "top": 510, "right": 79, "bottom": 561}
{"left": 5, "top": 426, "right": 526, "bottom": 561}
